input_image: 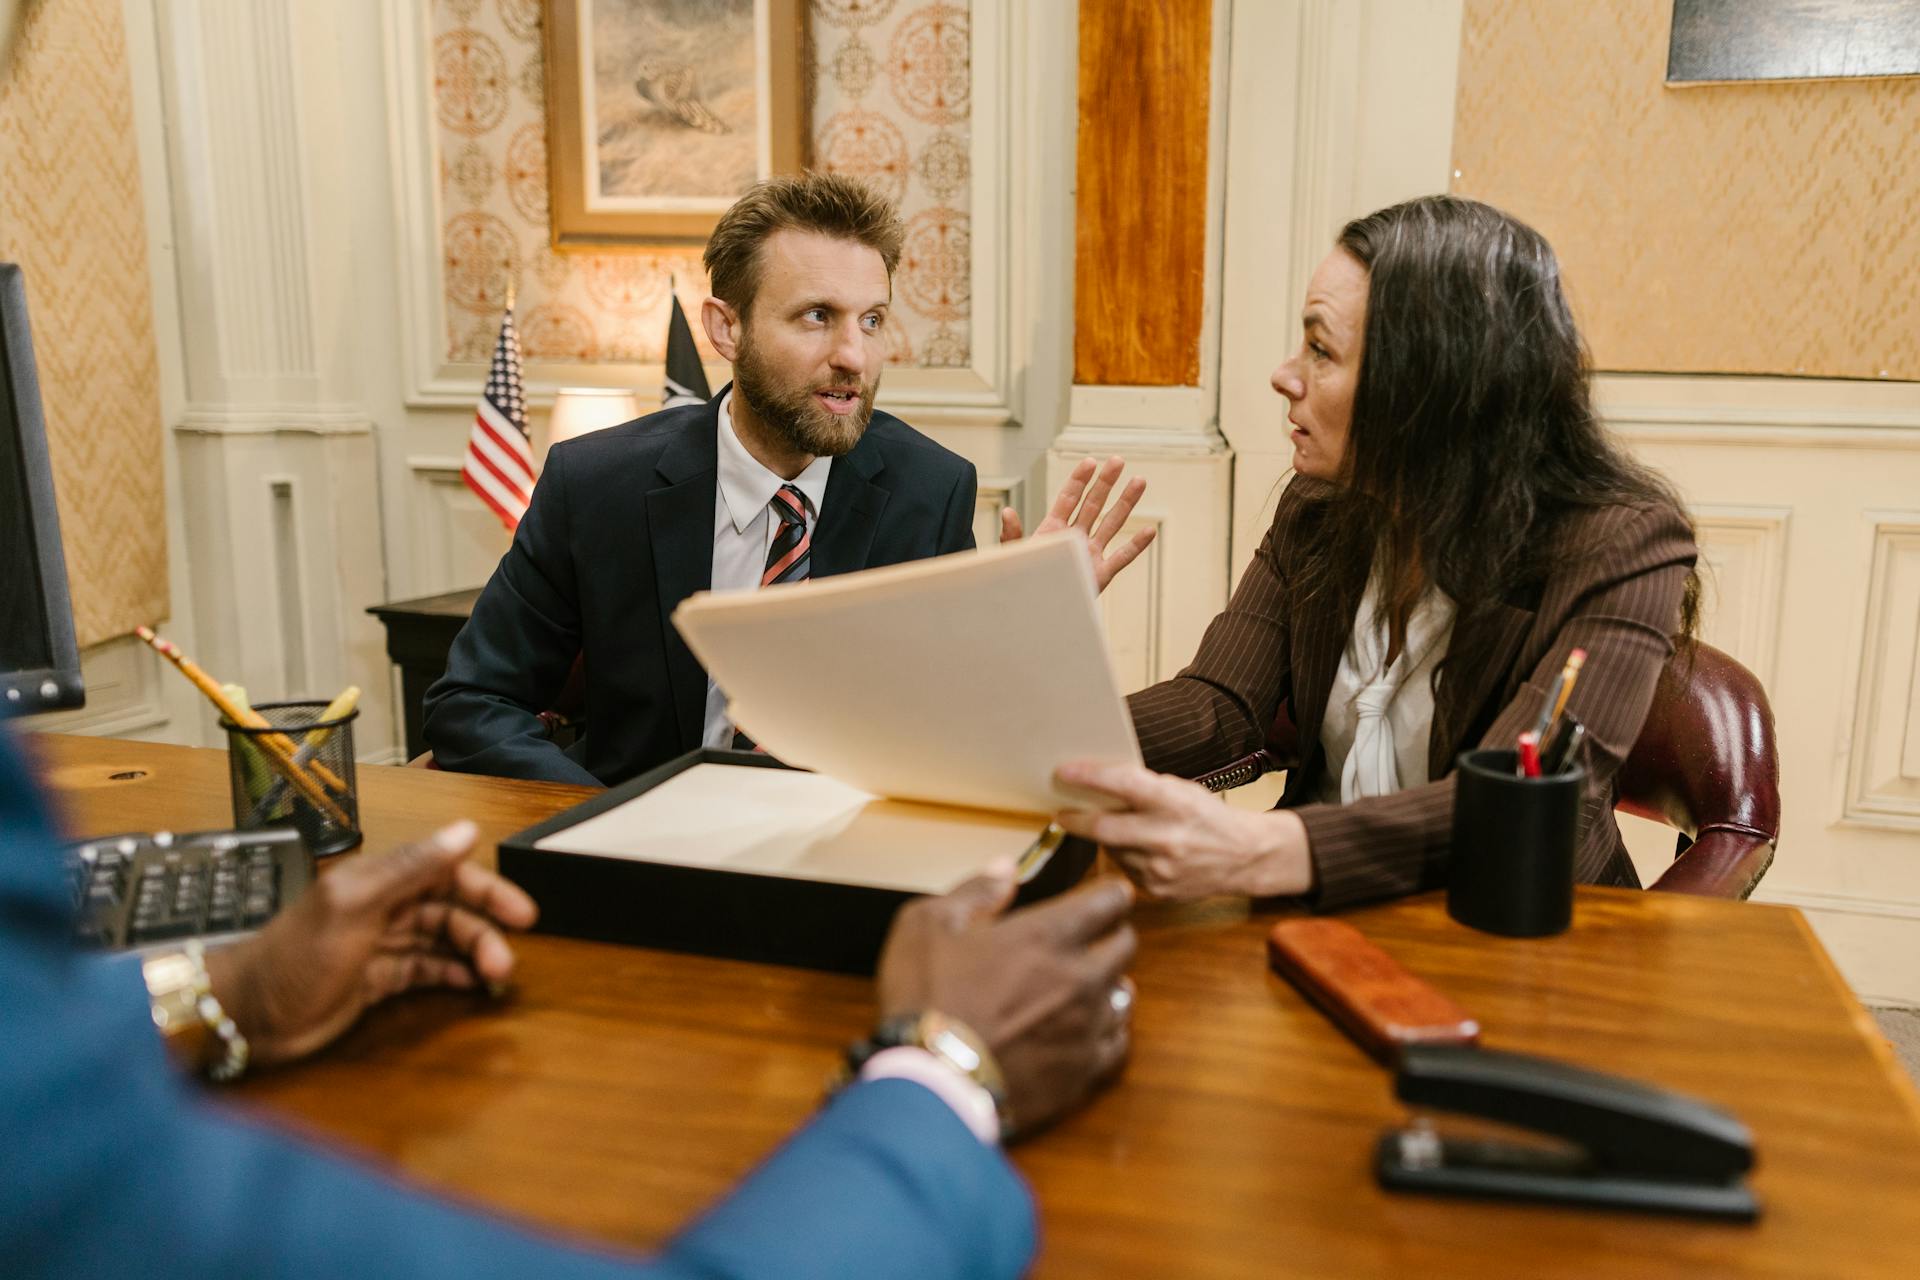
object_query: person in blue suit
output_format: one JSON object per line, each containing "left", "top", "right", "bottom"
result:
{"left": 0, "top": 728, "right": 1137, "bottom": 1279}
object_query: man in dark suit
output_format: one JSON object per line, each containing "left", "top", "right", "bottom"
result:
{"left": 426, "top": 173, "right": 1155, "bottom": 787}
{"left": 425, "top": 175, "right": 978, "bottom": 787}
{"left": 0, "top": 726, "right": 1137, "bottom": 1278}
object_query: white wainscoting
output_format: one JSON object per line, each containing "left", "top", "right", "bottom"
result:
{"left": 1846, "top": 516, "right": 1920, "bottom": 831}
{"left": 20, "top": 636, "right": 173, "bottom": 740}
{"left": 1690, "top": 504, "right": 1792, "bottom": 689}
{"left": 405, "top": 456, "right": 513, "bottom": 599}
{"left": 1606, "top": 376, "right": 1920, "bottom": 1003}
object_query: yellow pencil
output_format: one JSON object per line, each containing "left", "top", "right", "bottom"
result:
{"left": 1533, "top": 647, "right": 1588, "bottom": 745}
{"left": 1549, "top": 648, "right": 1587, "bottom": 725}
{"left": 302, "top": 685, "right": 362, "bottom": 757}
{"left": 136, "top": 627, "right": 351, "bottom": 826}
{"left": 246, "top": 685, "right": 361, "bottom": 822}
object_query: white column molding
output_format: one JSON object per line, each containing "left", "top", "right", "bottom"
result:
{"left": 404, "top": 456, "right": 514, "bottom": 598}
{"left": 1056, "top": 0, "right": 1236, "bottom": 682}
{"left": 1216, "top": 0, "right": 1464, "bottom": 581}
{"left": 151, "top": 0, "right": 392, "bottom": 753}
{"left": 971, "top": 476, "right": 1024, "bottom": 551}
{"left": 1052, "top": 448, "right": 1231, "bottom": 689}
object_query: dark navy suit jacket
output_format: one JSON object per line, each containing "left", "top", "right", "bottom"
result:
{"left": 0, "top": 728, "right": 1033, "bottom": 1278}
{"left": 424, "top": 389, "right": 978, "bottom": 787}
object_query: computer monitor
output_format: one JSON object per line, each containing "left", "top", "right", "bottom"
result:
{"left": 0, "top": 262, "right": 84, "bottom": 712}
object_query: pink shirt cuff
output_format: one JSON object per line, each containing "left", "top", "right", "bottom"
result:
{"left": 859, "top": 1046, "right": 1002, "bottom": 1145}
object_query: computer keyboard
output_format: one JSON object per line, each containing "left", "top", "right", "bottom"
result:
{"left": 67, "top": 827, "right": 314, "bottom": 951}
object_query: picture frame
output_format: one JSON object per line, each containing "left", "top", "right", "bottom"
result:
{"left": 1667, "top": 0, "right": 1920, "bottom": 85}
{"left": 543, "top": 0, "right": 809, "bottom": 249}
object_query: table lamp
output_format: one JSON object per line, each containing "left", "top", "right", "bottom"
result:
{"left": 548, "top": 387, "right": 643, "bottom": 448}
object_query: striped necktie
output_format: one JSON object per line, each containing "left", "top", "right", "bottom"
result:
{"left": 761, "top": 483, "right": 813, "bottom": 586}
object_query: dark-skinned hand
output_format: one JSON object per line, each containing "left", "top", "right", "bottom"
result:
{"left": 204, "top": 820, "right": 537, "bottom": 1067}
{"left": 876, "top": 859, "right": 1137, "bottom": 1139}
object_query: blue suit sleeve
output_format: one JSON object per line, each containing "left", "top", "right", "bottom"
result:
{"left": 666, "top": 1079, "right": 1034, "bottom": 1280}
{"left": 422, "top": 444, "right": 603, "bottom": 785}
{"left": 0, "top": 729, "right": 1034, "bottom": 1280}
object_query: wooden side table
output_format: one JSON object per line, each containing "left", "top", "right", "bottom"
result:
{"left": 367, "top": 587, "right": 481, "bottom": 762}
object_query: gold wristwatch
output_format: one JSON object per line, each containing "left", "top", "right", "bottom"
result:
{"left": 142, "top": 940, "right": 250, "bottom": 1081}
{"left": 839, "top": 1010, "right": 1011, "bottom": 1134}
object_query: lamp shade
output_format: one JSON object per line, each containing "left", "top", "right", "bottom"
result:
{"left": 548, "top": 387, "right": 642, "bottom": 447}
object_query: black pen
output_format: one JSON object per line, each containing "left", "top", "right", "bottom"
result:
{"left": 1543, "top": 718, "right": 1587, "bottom": 776}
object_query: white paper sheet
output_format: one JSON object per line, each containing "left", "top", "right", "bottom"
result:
{"left": 672, "top": 534, "right": 1143, "bottom": 815}
{"left": 532, "top": 764, "right": 1050, "bottom": 894}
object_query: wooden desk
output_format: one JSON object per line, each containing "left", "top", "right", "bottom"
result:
{"left": 28, "top": 733, "right": 1920, "bottom": 1277}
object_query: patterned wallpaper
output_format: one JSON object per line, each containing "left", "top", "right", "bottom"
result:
{"left": 1452, "top": 0, "right": 1920, "bottom": 381}
{"left": 431, "top": 0, "right": 972, "bottom": 370}
{"left": 0, "top": 0, "right": 167, "bottom": 646}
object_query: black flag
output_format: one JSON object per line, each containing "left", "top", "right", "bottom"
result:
{"left": 662, "top": 293, "right": 712, "bottom": 408}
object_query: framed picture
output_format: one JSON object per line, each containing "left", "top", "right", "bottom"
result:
{"left": 1667, "top": 0, "right": 1920, "bottom": 84}
{"left": 543, "top": 0, "right": 808, "bottom": 248}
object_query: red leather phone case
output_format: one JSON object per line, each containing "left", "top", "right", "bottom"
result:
{"left": 1267, "top": 918, "right": 1480, "bottom": 1065}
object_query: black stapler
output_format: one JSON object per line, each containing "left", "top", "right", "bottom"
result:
{"left": 1376, "top": 1045, "right": 1759, "bottom": 1221}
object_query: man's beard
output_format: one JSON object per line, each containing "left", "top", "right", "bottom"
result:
{"left": 733, "top": 334, "right": 878, "bottom": 459}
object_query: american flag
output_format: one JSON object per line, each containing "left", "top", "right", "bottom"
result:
{"left": 462, "top": 307, "right": 535, "bottom": 530}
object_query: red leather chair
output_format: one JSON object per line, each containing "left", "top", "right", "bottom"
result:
{"left": 1195, "top": 641, "right": 1779, "bottom": 900}
{"left": 1613, "top": 643, "right": 1778, "bottom": 898}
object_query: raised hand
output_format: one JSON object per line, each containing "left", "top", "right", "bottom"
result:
{"left": 1000, "top": 456, "right": 1157, "bottom": 593}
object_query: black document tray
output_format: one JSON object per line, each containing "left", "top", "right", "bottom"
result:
{"left": 498, "top": 749, "right": 1096, "bottom": 974}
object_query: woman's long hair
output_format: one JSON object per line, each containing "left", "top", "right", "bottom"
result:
{"left": 1294, "top": 195, "right": 1699, "bottom": 642}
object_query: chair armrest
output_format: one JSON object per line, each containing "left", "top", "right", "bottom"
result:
{"left": 1194, "top": 749, "right": 1280, "bottom": 793}
{"left": 1648, "top": 827, "right": 1775, "bottom": 900}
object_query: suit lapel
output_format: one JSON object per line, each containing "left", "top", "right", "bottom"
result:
{"left": 646, "top": 394, "right": 722, "bottom": 751}
{"left": 811, "top": 433, "right": 888, "bottom": 577}
{"left": 1429, "top": 598, "right": 1535, "bottom": 778}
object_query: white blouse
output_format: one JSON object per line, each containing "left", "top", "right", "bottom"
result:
{"left": 1317, "top": 574, "right": 1457, "bottom": 805}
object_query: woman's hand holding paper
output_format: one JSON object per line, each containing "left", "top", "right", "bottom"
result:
{"left": 1053, "top": 762, "right": 1315, "bottom": 902}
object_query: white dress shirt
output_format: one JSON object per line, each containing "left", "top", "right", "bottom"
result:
{"left": 1317, "top": 573, "right": 1456, "bottom": 804}
{"left": 701, "top": 393, "right": 832, "bottom": 747}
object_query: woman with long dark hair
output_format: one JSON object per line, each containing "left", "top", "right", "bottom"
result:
{"left": 1056, "top": 195, "right": 1700, "bottom": 909}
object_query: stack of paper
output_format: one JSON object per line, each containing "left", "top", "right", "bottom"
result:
{"left": 673, "top": 532, "right": 1143, "bottom": 818}
{"left": 529, "top": 534, "right": 1140, "bottom": 896}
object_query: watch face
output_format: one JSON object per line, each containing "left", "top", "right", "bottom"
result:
{"left": 143, "top": 949, "right": 211, "bottom": 1037}
{"left": 924, "top": 1019, "right": 985, "bottom": 1075}
{"left": 144, "top": 951, "right": 200, "bottom": 994}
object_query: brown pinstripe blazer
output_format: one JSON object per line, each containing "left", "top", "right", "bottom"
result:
{"left": 1127, "top": 478, "right": 1699, "bottom": 911}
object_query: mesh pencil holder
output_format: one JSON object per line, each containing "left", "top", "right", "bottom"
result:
{"left": 221, "top": 700, "right": 362, "bottom": 856}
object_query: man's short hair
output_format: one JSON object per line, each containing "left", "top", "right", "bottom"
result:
{"left": 703, "top": 172, "right": 905, "bottom": 318}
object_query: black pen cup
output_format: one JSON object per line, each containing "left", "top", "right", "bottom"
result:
{"left": 1446, "top": 748, "right": 1583, "bottom": 938}
{"left": 222, "top": 701, "right": 362, "bottom": 856}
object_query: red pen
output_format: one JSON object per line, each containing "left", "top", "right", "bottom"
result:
{"left": 1517, "top": 731, "right": 1542, "bottom": 779}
